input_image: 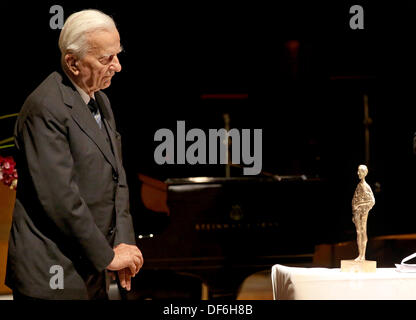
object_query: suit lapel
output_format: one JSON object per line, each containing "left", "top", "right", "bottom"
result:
{"left": 58, "top": 73, "right": 118, "bottom": 172}
{"left": 95, "top": 92, "right": 121, "bottom": 166}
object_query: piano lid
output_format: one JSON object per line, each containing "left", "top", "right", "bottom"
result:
{"left": 165, "top": 174, "right": 320, "bottom": 185}
{"left": 138, "top": 173, "right": 324, "bottom": 214}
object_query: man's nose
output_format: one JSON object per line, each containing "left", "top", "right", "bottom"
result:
{"left": 110, "top": 55, "right": 122, "bottom": 73}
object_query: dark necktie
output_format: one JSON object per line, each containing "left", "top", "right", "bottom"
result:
{"left": 87, "top": 98, "right": 102, "bottom": 129}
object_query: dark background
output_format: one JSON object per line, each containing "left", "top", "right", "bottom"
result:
{"left": 2, "top": 1, "right": 416, "bottom": 245}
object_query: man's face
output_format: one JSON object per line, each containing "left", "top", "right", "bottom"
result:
{"left": 76, "top": 28, "right": 122, "bottom": 95}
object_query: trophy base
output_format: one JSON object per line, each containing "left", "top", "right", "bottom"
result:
{"left": 340, "top": 260, "right": 377, "bottom": 273}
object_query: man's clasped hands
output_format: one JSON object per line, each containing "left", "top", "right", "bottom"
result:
{"left": 107, "top": 243, "right": 143, "bottom": 291}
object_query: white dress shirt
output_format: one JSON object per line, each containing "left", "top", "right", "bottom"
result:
{"left": 68, "top": 77, "right": 102, "bottom": 128}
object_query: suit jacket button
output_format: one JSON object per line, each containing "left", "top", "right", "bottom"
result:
{"left": 112, "top": 172, "right": 119, "bottom": 182}
{"left": 108, "top": 227, "right": 115, "bottom": 235}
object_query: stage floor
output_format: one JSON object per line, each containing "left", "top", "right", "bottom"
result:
{"left": 0, "top": 270, "right": 274, "bottom": 300}
{"left": 237, "top": 270, "right": 273, "bottom": 300}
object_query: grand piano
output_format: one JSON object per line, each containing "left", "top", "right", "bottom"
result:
{"left": 120, "top": 172, "right": 339, "bottom": 300}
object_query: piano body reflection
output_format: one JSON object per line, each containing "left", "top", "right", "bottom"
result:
{"left": 124, "top": 174, "right": 336, "bottom": 299}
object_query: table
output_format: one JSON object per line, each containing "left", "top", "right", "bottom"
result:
{"left": 271, "top": 264, "right": 416, "bottom": 300}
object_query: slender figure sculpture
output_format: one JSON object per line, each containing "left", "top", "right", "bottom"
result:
{"left": 352, "top": 164, "right": 375, "bottom": 261}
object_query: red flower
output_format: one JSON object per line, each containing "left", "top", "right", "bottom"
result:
{"left": 0, "top": 155, "right": 18, "bottom": 190}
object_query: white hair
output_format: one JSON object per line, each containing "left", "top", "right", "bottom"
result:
{"left": 59, "top": 9, "right": 116, "bottom": 59}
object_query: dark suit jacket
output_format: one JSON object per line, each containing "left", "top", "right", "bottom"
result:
{"left": 5, "top": 71, "right": 136, "bottom": 299}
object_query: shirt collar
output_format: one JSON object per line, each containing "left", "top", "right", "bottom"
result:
{"left": 67, "top": 75, "right": 95, "bottom": 105}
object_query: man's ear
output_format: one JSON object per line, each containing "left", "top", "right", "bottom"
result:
{"left": 64, "top": 53, "right": 80, "bottom": 76}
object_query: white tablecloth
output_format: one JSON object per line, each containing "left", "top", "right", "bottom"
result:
{"left": 272, "top": 264, "right": 416, "bottom": 300}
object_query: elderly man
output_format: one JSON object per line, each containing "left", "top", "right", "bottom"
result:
{"left": 5, "top": 9, "right": 142, "bottom": 300}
